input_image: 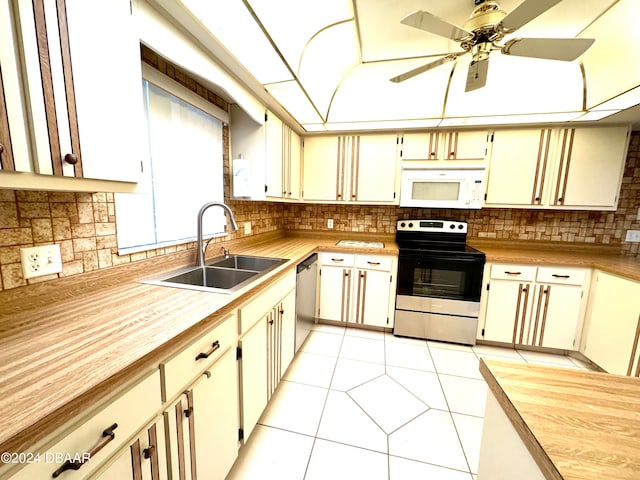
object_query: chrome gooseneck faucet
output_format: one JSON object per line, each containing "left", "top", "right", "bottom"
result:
{"left": 196, "top": 202, "right": 238, "bottom": 267}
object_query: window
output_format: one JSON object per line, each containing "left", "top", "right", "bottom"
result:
{"left": 115, "top": 65, "right": 229, "bottom": 254}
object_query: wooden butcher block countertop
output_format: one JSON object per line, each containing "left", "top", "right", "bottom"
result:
{"left": 480, "top": 358, "right": 640, "bottom": 480}
{"left": 0, "top": 231, "right": 397, "bottom": 457}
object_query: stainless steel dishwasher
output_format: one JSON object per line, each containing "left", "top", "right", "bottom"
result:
{"left": 295, "top": 253, "right": 318, "bottom": 352}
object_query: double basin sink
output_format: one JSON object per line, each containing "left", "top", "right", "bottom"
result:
{"left": 143, "top": 255, "right": 288, "bottom": 294}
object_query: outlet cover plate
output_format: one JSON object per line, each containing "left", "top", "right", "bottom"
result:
{"left": 20, "top": 245, "right": 63, "bottom": 279}
{"left": 625, "top": 230, "right": 640, "bottom": 242}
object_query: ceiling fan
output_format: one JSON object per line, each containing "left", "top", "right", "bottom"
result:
{"left": 390, "top": 0, "right": 595, "bottom": 92}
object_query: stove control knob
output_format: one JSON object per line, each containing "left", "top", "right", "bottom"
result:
{"left": 449, "top": 224, "right": 455, "bottom": 229}
{"left": 400, "top": 222, "right": 406, "bottom": 228}
{"left": 458, "top": 224, "right": 464, "bottom": 230}
{"left": 408, "top": 222, "right": 414, "bottom": 228}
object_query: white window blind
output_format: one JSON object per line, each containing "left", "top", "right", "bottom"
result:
{"left": 115, "top": 72, "right": 226, "bottom": 254}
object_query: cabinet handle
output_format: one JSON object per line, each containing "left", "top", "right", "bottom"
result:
{"left": 557, "top": 197, "right": 563, "bottom": 203}
{"left": 143, "top": 445, "right": 155, "bottom": 460}
{"left": 195, "top": 340, "right": 220, "bottom": 361}
{"left": 504, "top": 271, "right": 522, "bottom": 275}
{"left": 279, "top": 308, "right": 284, "bottom": 315}
{"left": 551, "top": 274, "right": 570, "bottom": 279}
{"left": 331, "top": 258, "right": 345, "bottom": 262}
{"left": 52, "top": 423, "right": 118, "bottom": 477}
{"left": 367, "top": 261, "right": 381, "bottom": 266}
{"left": 184, "top": 406, "right": 194, "bottom": 418}
{"left": 64, "top": 153, "right": 78, "bottom": 165}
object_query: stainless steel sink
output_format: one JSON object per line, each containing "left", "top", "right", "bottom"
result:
{"left": 162, "top": 266, "right": 258, "bottom": 290}
{"left": 208, "top": 255, "right": 286, "bottom": 271}
{"left": 142, "top": 255, "right": 288, "bottom": 293}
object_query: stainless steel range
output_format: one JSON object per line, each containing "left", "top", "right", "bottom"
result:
{"left": 394, "top": 219, "right": 485, "bottom": 345}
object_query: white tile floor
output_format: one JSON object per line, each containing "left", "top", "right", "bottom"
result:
{"left": 227, "top": 324, "right": 592, "bottom": 480}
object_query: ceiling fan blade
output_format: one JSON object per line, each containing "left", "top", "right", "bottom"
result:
{"left": 390, "top": 54, "right": 461, "bottom": 83}
{"left": 465, "top": 57, "right": 489, "bottom": 92}
{"left": 502, "top": 38, "right": 595, "bottom": 61}
{"left": 400, "top": 10, "right": 472, "bottom": 42}
{"left": 499, "top": 0, "right": 563, "bottom": 33}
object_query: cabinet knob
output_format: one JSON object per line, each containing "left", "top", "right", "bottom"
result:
{"left": 184, "top": 406, "right": 193, "bottom": 418}
{"left": 558, "top": 197, "right": 563, "bottom": 203}
{"left": 143, "top": 445, "right": 156, "bottom": 459}
{"left": 64, "top": 153, "right": 78, "bottom": 165}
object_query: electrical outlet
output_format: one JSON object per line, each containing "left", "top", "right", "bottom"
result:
{"left": 20, "top": 245, "right": 63, "bottom": 279}
{"left": 327, "top": 218, "right": 334, "bottom": 229}
{"left": 243, "top": 221, "right": 252, "bottom": 235}
{"left": 625, "top": 230, "right": 640, "bottom": 242}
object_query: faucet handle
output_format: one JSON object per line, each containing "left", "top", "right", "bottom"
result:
{"left": 222, "top": 246, "right": 230, "bottom": 258}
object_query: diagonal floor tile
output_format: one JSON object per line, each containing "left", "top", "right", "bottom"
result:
{"left": 259, "top": 381, "right": 328, "bottom": 436}
{"left": 389, "top": 409, "right": 469, "bottom": 472}
{"left": 430, "top": 348, "right": 483, "bottom": 379}
{"left": 348, "top": 374, "right": 428, "bottom": 434}
{"left": 331, "top": 358, "right": 386, "bottom": 391}
{"left": 452, "top": 413, "right": 485, "bottom": 475}
{"left": 317, "top": 390, "right": 388, "bottom": 454}
{"left": 386, "top": 366, "right": 448, "bottom": 411}
{"left": 439, "top": 374, "right": 488, "bottom": 417}
{"left": 226, "top": 425, "right": 314, "bottom": 480}
{"left": 389, "top": 456, "right": 473, "bottom": 480}
{"left": 284, "top": 351, "right": 337, "bottom": 388}
{"left": 305, "top": 439, "right": 389, "bottom": 480}
{"left": 339, "top": 335, "right": 385, "bottom": 364}
{"left": 385, "top": 340, "right": 434, "bottom": 371}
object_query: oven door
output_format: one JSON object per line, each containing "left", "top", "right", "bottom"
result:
{"left": 396, "top": 251, "right": 484, "bottom": 302}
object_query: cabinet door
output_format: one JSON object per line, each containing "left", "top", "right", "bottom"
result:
{"left": 356, "top": 134, "right": 398, "bottom": 203}
{"left": 239, "top": 319, "right": 268, "bottom": 442}
{"left": 357, "top": 269, "right": 392, "bottom": 328}
{"left": 529, "top": 284, "right": 583, "bottom": 350}
{"left": 400, "top": 132, "right": 439, "bottom": 160}
{"left": 319, "top": 266, "right": 352, "bottom": 322}
{"left": 483, "top": 280, "right": 533, "bottom": 344}
{"left": 554, "top": 126, "right": 629, "bottom": 209}
{"left": 485, "top": 129, "right": 552, "bottom": 206}
{"left": 192, "top": 348, "right": 239, "bottom": 480}
{"left": 265, "top": 112, "right": 283, "bottom": 198}
{"left": 288, "top": 129, "right": 302, "bottom": 199}
{"left": 164, "top": 393, "right": 195, "bottom": 480}
{"left": 583, "top": 272, "right": 640, "bottom": 375}
{"left": 444, "top": 131, "right": 489, "bottom": 160}
{"left": 91, "top": 418, "right": 168, "bottom": 480}
{"left": 302, "top": 136, "right": 339, "bottom": 201}
{"left": 279, "top": 291, "right": 296, "bottom": 376}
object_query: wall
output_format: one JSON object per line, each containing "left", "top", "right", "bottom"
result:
{"left": 283, "top": 132, "right": 640, "bottom": 255}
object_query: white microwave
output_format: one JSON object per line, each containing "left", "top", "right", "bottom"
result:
{"left": 400, "top": 168, "right": 485, "bottom": 209}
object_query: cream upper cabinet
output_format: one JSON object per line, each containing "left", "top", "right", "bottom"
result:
{"left": 400, "top": 130, "right": 489, "bottom": 161}
{"left": 265, "top": 112, "right": 284, "bottom": 199}
{"left": 0, "top": 0, "right": 144, "bottom": 191}
{"left": 582, "top": 271, "right": 640, "bottom": 376}
{"left": 302, "top": 134, "right": 398, "bottom": 204}
{"left": 485, "top": 126, "right": 630, "bottom": 210}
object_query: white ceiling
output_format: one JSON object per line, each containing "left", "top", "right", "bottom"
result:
{"left": 176, "top": 0, "right": 640, "bottom": 131}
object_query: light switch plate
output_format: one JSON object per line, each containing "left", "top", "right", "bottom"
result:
{"left": 20, "top": 245, "right": 63, "bottom": 279}
{"left": 243, "top": 221, "right": 252, "bottom": 235}
{"left": 328, "top": 219, "right": 334, "bottom": 229}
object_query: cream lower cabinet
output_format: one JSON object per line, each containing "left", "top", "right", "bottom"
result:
{"left": 318, "top": 252, "right": 397, "bottom": 328}
{"left": 163, "top": 348, "right": 239, "bottom": 480}
{"left": 237, "top": 273, "right": 296, "bottom": 443}
{"left": 89, "top": 417, "right": 168, "bottom": 480}
{"left": 8, "top": 371, "right": 161, "bottom": 480}
{"left": 582, "top": 271, "right": 640, "bottom": 376}
{"left": 481, "top": 264, "right": 588, "bottom": 350}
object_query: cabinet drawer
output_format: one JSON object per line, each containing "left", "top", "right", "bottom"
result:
{"left": 355, "top": 254, "right": 393, "bottom": 271}
{"left": 12, "top": 370, "right": 161, "bottom": 480}
{"left": 537, "top": 266, "right": 587, "bottom": 286}
{"left": 160, "top": 313, "right": 237, "bottom": 402}
{"left": 490, "top": 264, "right": 537, "bottom": 281}
{"left": 239, "top": 271, "right": 296, "bottom": 334}
{"left": 320, "top": 252, "right": 355, "bottom": 267}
